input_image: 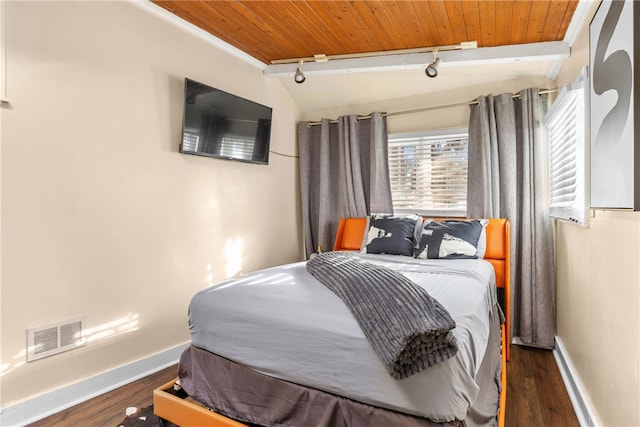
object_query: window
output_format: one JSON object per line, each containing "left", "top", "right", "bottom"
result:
{"left": 388, "top": 129, "right": 468, "bottom": 217}
{"left": 544, "top": 67, "right": 588, "bottom": 226}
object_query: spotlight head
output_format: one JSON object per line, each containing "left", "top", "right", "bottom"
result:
{"left": 294, "top": 59, "right": 306, "bottom": 84}
{"left": 425, "top": 57, "right": 440, "bottom": 78}
{"left": 294, "top": 69, "right": 306, "bottom": 84}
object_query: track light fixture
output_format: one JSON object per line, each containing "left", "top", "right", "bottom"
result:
{"left": 268, "top": 42, "right": 484, "bottom": 81}
{"left": 425, "top": 51, "right": 440, "bottom": 78}
{"left": 294, "top": 59, "right": 306, "bottom": 84}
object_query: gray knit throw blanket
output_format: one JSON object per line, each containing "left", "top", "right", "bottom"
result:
{"left": 306, "top": 252, "right": 458, "bottom": 380}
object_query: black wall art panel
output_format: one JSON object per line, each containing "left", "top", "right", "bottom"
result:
{"left": 590, "top": 0, "right": 640, "bottom": 210}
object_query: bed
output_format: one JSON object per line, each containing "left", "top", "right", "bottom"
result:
{"left": 154, "top": 217, "right": 510, "bottom": 427}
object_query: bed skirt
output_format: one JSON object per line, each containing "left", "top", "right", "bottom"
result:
{"left": 177, "top": 304, "right": 502, "bottom": 427}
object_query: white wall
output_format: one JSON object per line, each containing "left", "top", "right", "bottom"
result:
{"left": 554, "top": 3, "right": 640, "bottom": 425}
{"left": 0, "top": 1, "right": 301, "bottom": 407}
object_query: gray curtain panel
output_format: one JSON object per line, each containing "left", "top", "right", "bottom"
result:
{"left": 298, "top": 112, "right": 393, "bottom": 258}
{"left": 467, "top": 89, "right": 555, "bottom": 349}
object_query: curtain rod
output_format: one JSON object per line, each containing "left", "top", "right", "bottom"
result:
{"left": 305, "top": 88, "right": 557, "bottom": 126}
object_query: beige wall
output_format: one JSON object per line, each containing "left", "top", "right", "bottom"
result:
{"left": 555, "top": 211, "right": 640, "bottom": 426}
{"left": 4, "top": 1, "right": 639, "bottom": 424}
{"left": 555, "top": 3, "right": 640, "bottom": 426}
{"left": 300, "top": 76, "right": 554, "bottom": 134}
{"left": 0, "top": 1, "right": 301, "bottom": 406}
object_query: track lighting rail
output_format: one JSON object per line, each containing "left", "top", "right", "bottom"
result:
{"left": 263, "top": 41, "right": 570, "bottom": 82}
{"left": 270, "top": 42, "right": 476, "bottom": 65}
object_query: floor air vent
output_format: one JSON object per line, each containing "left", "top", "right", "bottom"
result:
{"left": 27, "top": 316, "right": 86, "bottom": 362}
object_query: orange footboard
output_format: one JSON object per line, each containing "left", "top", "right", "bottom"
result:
{"left": 499, "top": 324, "right": 507, "bottom": 427}
{"left": 154, "top": 380, "right": 246, "bottom": 427}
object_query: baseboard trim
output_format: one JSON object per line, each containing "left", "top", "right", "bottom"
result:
{"left": 553, "top": 336, "right": 601, "bottom": 427}
{"left": 0, "top": 342, "right": 189, "bottom": 427}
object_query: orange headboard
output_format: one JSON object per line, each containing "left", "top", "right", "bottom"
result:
{"left": 333, "top": 217, "right": 511, "bottom": 361}
{"left": 484, "top": 218, "right": 511, "bottom": 362}
{"left": 333, "top": 217, "right": 368, "bottom": 251}
{"left": 484, "top": 218, "right": 510, "bottom": 288}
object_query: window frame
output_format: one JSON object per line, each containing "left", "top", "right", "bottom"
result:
{"left": 544, "top": 67, "right": 589, "bottom": 226}
{"left": 387, "top": 127, "right": 469, "bottom": 218}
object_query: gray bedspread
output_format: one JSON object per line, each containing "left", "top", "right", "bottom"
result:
{"left": 306, "top": 251, "right": 457, "bottom": 379}
{"left": 187, "top": 255, "right": 497, "bottom": 421}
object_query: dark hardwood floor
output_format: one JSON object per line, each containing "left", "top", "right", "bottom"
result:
{"left": 28, "top": 345, "right": 578, "bottom": 427}
{"left": 506, "top": 345, "right": 579, "bottom": 427}
{"left": 27, "top": 365, "right": 178, "bottom": 427}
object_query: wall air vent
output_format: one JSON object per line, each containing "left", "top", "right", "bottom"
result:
{"left": 27, "top": 316, "right": 87, "bottom": 362}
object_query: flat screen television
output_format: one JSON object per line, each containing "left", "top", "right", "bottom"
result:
{"left": 180, "top": 78, "right": 272, "bottom": 165}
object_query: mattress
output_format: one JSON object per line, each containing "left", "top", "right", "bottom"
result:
{"left": 186, "top": 254, "right": 498, "bottom": 422}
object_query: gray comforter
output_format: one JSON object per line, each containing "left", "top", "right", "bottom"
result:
{"left": 187, "top": 254, "right": 497, "bottom": 421}
{"left": 306, "top": 252, "right": 458, "bottom": 379}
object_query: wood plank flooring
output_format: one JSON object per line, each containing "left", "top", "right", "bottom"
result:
{"left": 27, "top": 365, "right": 178, "bottom": 427}
{"left": 506, "top": 346, "right": 579, "bottom": 427}
{"left": 28, "top": 345, "right": 579, "bottom": 427}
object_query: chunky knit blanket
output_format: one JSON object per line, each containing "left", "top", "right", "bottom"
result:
{"left": 306, "top": 252, "right": 458, "bottom": 380}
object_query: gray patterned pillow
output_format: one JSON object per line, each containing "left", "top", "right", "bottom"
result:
{"left": 415, "top": 219, "right": 487, "bottom": 259}
{"left": 361, "top": 214, "right": 422, "bottom": 256}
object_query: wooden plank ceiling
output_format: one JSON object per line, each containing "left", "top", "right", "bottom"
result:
{"left": 151, "top": 0, "right": 579, "bottom": 64}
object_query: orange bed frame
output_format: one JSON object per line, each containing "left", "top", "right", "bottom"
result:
{"left": 155, "top": 217, "right": 510, "bottom": 427}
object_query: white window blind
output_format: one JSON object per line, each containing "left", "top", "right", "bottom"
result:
{"left": 388, "top": 129, "right": 468, "bottom": 217}
{"left": 544, "top": 68, "right": 588, "bottom": 225}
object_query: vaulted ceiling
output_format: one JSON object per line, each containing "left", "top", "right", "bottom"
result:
{"left": 152, "top": 1, "right": 579, "bottom": 64}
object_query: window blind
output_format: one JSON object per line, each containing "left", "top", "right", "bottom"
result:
{"left": 388, "top": 129, "right": 468, "bottom": 216}
{"left": 544, "top": 68, "right": 588, "bottom": 225}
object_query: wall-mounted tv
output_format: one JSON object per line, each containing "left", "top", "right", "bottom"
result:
{"left": 180, "top": 78, "right": 272, "bottom": 165}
